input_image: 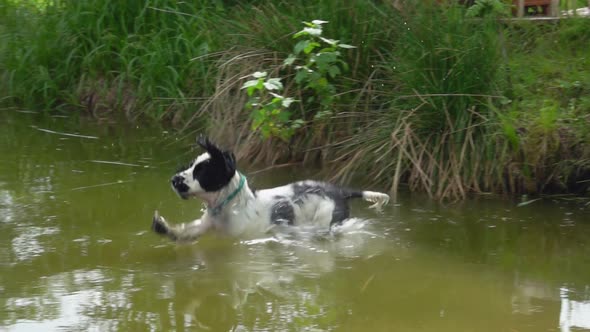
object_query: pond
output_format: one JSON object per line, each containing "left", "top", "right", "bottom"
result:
{"left": 1, "top": 111, "right": 589, "bottom": 331}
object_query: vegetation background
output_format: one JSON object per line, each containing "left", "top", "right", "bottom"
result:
{"left": 1, "top": 0, "right": 589, "bottom": 200}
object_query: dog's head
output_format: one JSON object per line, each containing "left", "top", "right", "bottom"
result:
{"left": 171, "top": 136, "right": 236, "bottom": 199}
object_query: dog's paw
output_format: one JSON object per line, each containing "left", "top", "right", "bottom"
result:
{"left": 152, "top": 210, "right": 169, "bottom": 235}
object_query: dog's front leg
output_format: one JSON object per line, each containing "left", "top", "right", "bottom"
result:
{"left": 152, "top": 210, "right": 211, "bottom": 243}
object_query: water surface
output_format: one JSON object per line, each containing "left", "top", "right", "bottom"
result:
{"left": 1, "top": 111, "right": 589, "bottom": 331}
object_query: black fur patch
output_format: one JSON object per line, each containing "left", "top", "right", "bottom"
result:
{"left": 292, "top": 182, "right": 362, "bottom": 225}
{"left": 271, "top": 198, "right": 295, "bottom": 225}
{"left": 152, "top": 217, "right": 168, "bottom": 235}
{"left": 194, "top": 136, "right": 236, "bottom": 192}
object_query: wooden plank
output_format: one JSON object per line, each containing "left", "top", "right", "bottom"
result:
{"left": 517, "top": 0, "right": 525, "bottom": 17}
{"left": 550, "top": 0, "right": 560, "bottom": 17}
{"left": 524, "top": 0, "right": 551, "bottom": 5}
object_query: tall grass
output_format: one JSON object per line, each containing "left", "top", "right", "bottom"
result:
{"left": 1, "top": 0, "right": 216, "bottom": 119}
{"left": 327, "top": 2, "right": 509, "bottom": 200}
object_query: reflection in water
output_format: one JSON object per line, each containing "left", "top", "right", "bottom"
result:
{"left": 2, "top": 218, "right": 391, "bottom": 331}
{"left": 560, "top": 288, "right": 590, "bottom": 332}
{"left": 171, "top": 218, "right": 389, "bottom": 331}
{"left": 511, "top": 280, "right": 590, "bottom": 332}
{"left": 0, "top": 189, "right": 16, "bottom": 224}
{"left": 12, "top": 226, "right": 60, "bottom": 262}
{"left": 512, "top": 279, "right": 556, "bottom": 315}
{"left": 3, "top": 270, "right": 142, "bottom": 331}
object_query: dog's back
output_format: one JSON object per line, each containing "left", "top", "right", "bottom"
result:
{"left": 255, "top": 180, "right": 389, "bottom": 228}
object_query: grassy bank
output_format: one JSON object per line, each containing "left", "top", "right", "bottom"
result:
{"left": 1, "top": 0, "right": 589, "bottom": 200}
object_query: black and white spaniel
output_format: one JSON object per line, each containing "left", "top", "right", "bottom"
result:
{"left": 152, "top": 137, "right": 389, "bottom": 242}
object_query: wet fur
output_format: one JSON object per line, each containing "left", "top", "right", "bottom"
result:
{"left": 152, "top": 137, "right": 389, "bottom": 243}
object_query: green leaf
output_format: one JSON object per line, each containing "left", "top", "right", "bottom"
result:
{"left": 293, "top": 30, "right": 306, "bottom": 39}
{"left": 314, "top": 110, "right": 332, "bottom": 119}
{"left": 269, "top": 92, "right": 284, "bottom": 99}
{"left": 291, "top": 119, "right": 305, "bottom": 129}
{"left": 304, "top": 41, "right": 321, "bottom": 54}
{"left": 283, "top": 54, "right": 297, "bottom": 66}
{"left": 295, "top": 70, "right": 309, "bottom": 84}
{"left": 341, "top": 61, "right": 349, "bottom": 72}
{"left": 318, "top": 46, "right": 337, "bottom": 54}
{"left": 328, "top": 65, "right": 341, "bottom": 78}
{"left": 308, "top": 71, "right": 322, "bottom": 84}
{"left": 251, "top": 71, "right": 267, "bottom": 78}
{"left": 264, "top": 78, "right": 283, "bottom": 91}
{"left": 282, "top": 97, "right": 295, "bottom": 108}
{"left": 319, "top": 37, "right": 338, "bottom": 45}
{"left": 251, "top": 109, "right": 266, "bottom": 129}
{"left": 338, "top": 43, "right": 356, "bottom": 49}
{"left": 317, "top": 51, "right": 338, "bottom": 63}
{"left": 241, "top": 79, "right": 259, "bottom": 90}
{"left": 294, "top": 40, "right": 310, "bottom": 54}
{"left": 312, "top": 20, "right": 329, "bottom": 25}
{"left": 303, "top": 27, "right": 322, "bottom": 36}
{"left": 277, "top": 110, "right": 291, "bottom": 122}
{"left": 314, "top": 52, "right": 340, "bottom": 73}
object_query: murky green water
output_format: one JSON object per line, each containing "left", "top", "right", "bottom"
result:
{"left": 1, "top": 111, "right": 589, "bottom": 332}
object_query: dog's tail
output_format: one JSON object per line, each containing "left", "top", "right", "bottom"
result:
{"left": 344, "top": 189, "right": 390, "bottom": 212}
{"left": 361, "top": 191, "right": 390, "bottom": 211}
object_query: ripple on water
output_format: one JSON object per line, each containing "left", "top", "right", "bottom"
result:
{"left": 0, "top": 188, "right": 16, "bottom": 224}
{"left": 225, "top": 218, "right": 394, "bottom": 294}
{"left": 11, "top": 226, "right": 60, "bottom": 261}
{"left": 3, "top": 268, "right": 132, "bottom": 330}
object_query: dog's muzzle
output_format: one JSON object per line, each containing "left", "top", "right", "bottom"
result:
{"left": 171, "top": 175, "right": 190, "bottom": 199}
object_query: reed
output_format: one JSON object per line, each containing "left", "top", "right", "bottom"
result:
{"left": 323, "top": 2, "right": 508, "bottom": 200}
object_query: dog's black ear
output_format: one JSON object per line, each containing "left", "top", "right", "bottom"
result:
{"left": 197, "top": 135, "right": 223, "bottom": 157}
{"left": 196, "top": 135, "right": 211, "bottom": 150}
{"left": 197, "top": 135, "right": 236, "bottom": 170}
{"left": 223, "top": 151, "right": 236, "bottom": 172}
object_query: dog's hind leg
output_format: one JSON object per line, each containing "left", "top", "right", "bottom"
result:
{"left": 152, "top": 210, "right": 211, "bottom": 243}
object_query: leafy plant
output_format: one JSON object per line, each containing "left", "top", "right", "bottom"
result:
{"left": 284, "top": 19, "right": 355, "bottom": 118}
{"left": 241, "top": 71, "right": 302, "bottom": 141}
{"left": 241, "top": 20, "right": 355, "bottom": 141}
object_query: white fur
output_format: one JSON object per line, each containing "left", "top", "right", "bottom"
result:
{"left": 175, "top": 152, "right": 211, "bottom": 199}
{"left": 362, "top": 191, "right": 390, "bottom": 211}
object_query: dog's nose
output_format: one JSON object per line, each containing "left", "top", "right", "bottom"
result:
{"left": 171, "top": 175, "right": 185, "bottom": 188}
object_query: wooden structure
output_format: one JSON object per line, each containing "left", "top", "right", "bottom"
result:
{"left": 514, "top": 0, "right": 560, "bottom": 17}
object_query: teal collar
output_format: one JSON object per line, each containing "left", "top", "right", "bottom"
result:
{"left": 209, "top": 173, "right": 246, "bottom": 216}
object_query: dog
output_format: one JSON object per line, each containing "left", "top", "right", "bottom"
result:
{"left": 152, "top": 136, "right": 390, "bottom": 242}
